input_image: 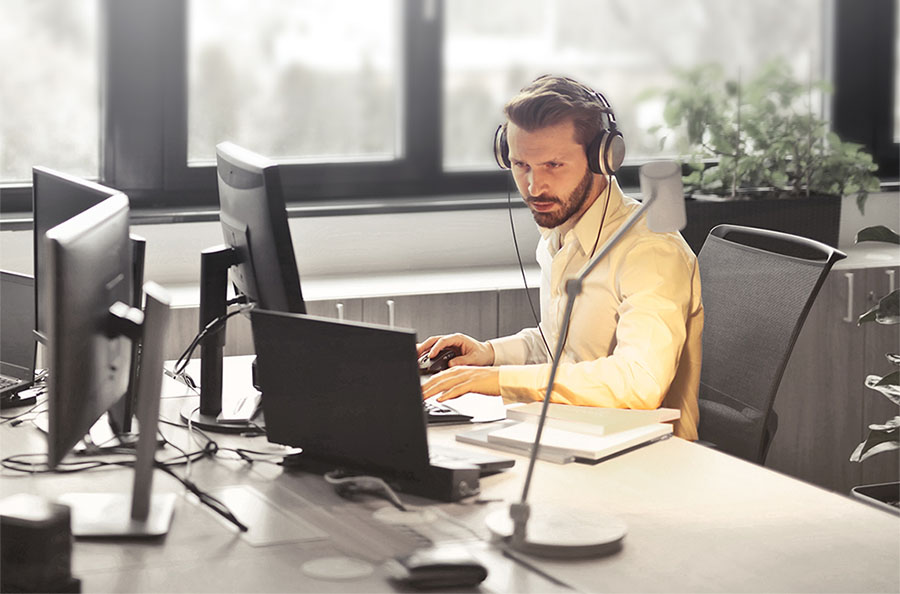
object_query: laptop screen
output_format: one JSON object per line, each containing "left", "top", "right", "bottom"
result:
{"left": 0, "top": 271, "right": 36, "bottom": 380}
{"left": 250, "top": 310, "right": 433, "bottom": 480}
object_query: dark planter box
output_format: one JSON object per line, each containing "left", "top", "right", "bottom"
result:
{"left": 681, "top": 194, "right": 842, "bottom": 254}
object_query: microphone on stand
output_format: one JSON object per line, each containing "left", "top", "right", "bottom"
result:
{"left": 485, "top": 160, "right": 686, "bottom": 559}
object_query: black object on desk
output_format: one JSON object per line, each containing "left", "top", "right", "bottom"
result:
{"left": 386, "top": 545, "right": 488, "bottom": 590}
{"left": 418, "top": 345, "right": 461, "bottom": 375}
{"left": 251, "top": 310, "right": 516, "bottom": 502}
{"left": 0, "top": 494, "right": 81, "bottom": 593}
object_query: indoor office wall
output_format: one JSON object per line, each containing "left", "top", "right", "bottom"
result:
{"left": 1, "top": 191, "right": 895, "bottom": 298}
{"left": 0, "top": 204, "right": 541, "bottom": 297}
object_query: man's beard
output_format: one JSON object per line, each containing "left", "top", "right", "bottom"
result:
{"left": 526, "top": 168, "right": 595, "bottom": 229}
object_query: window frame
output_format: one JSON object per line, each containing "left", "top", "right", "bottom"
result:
{"left": 0, "top": 0, "right": 895, "bottom": 217}
{"left": 832, "top": 0, "right": 898, "bottom": 179}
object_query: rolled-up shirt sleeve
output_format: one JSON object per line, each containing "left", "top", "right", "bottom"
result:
{"left": 489, "top": 326, "right": 551, "bottom": 366}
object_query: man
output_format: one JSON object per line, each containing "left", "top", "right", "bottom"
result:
{"left": 418, "top": 75, "right": 703, "bottom": 440}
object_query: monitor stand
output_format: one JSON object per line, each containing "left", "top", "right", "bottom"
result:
{"left": 59, "top": 284, "right": 176, "bottom": 538}
{"left": 57, "top": 492, "right": 176, "bottom": 538}
{"left": 179, "top": 404, "right": 263, "bottom": 434}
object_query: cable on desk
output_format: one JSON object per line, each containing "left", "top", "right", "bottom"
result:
{"left": 0, "top": 433, "right": 249, "bottom": 533}
{"left": 154, "top": 464, "right": 248, "bottom": 532}
{"left": 171, "top": 302, "right": 255, "bottom": 384}
{"left": 158, "top": 417, "right": 282, "bottom": 468}
{"left": 1, "top": 400, "right": 46, "bottom": 425}
{"left": 324, "top": 469, "right": 408, "bottom": 511}
{"left": 1, "top": 389, "right": 48, "bottom": 425}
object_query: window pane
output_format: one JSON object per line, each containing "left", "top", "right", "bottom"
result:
{"left": 188, "top": 0, "right": 401, "bottom": 166}
{"left": 443, "top": 0, "right": 824, "bottom": 171}
{"left": 0, "top": 0, "right": 100, "bottom": 183}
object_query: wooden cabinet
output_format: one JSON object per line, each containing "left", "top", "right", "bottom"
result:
{"left": 767, "top": 264, "right": 899, "bottom": 494}
{"left": 361, "top": 291, "right": 498, "bottom": 342}
{"left": 498, "top": 287, "right": 541, "bottom": 338}
{"left": 303, "top": 297, "right": 363, "bottom": 323}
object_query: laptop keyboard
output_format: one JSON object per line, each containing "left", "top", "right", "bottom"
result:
{"left": 424, "top": 400, "right": 473, "bottom": 424}
{"left": 0, "top": 375, "right": 21, "bottom": 390}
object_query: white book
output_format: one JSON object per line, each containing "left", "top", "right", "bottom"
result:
{"left": 485, "top": 421, "right": 673, "bottom": 462}
{"left": 506, "top": 403, "right": 680, "bottom": 436}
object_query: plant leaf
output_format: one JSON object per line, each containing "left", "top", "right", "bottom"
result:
{"left": 858, "top": 290, "right": 900, "bottom": 326}
{"left": 876, "top": 370, "right": 900, "bottom": 387}
{"left": 865, "top": 375, "right": 900, "bottom": 405}
{"left": 850, "top": 417, "right": 900, "bottom": 462}
{"left": 856, "top": 225, "right": 900, "bottom": 245}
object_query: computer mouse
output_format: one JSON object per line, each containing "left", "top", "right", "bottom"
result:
{"left": 386, "top": 545, "right": 488, "bottom": 590}
{"left": 418, "top": 345, "right": 462, "bottom": 375}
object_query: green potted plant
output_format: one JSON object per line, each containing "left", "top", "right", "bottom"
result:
{"left": 641, "top": 58, "right": 881, "bottom": 253}
{"left": 849, "top": 225, "right": 899, "bottom": 514}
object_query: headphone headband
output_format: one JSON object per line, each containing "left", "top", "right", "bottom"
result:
{"left": 493, "top": 79, "right": 625, "bottom": 175}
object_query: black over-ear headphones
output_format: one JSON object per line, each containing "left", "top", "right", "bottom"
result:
{"left": 493, "top": 81, "right": 626, "bottom": 176}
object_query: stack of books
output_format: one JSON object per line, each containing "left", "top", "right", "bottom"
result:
{"left": 456, "top": 403, "right": 679, "bottom": 464}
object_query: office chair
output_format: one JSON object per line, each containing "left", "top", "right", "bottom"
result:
{"left": 696, "top": 224, "right": 846, "bottom": 464}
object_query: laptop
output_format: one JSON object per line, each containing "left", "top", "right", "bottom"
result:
{"left": 0, "top": 271, "right": 37, "bottom": 405}
{"left": 249, "top": 310, "right": 514, "bottom": 502}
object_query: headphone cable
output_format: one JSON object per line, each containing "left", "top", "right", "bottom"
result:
{"left": 506, "top": 178, "right": 554, "bottom": 361}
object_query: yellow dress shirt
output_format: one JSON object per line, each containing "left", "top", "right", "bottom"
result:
{"left": 489, "top": 178, "right": 703, "bottom": 440}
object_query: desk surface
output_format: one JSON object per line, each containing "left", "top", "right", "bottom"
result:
{"left": 2, "top": 385, "right": 898, "bottom": 593}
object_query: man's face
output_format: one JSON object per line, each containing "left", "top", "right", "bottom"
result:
{"left": 507, "top": 119, "right": 603, "bottom": 229}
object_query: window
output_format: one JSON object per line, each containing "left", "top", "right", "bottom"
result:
{"left": 187, "top": 0, "right": 401, "bottom": 166}
{"left": 0, "top": 0, "right": 894, "bottom": 216}
{"left": 442, "top": 0, "right": 824, "bottom": 171}
{"left": 0, "top": 0, "right": 100, "bottom": 184}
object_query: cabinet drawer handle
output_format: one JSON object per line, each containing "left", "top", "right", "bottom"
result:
{"left": 843, "top": 272, "right": 854, "bottom": 323}
{"left": 335, "top": 303, "right": 344, "bottom": 321}
{"left": 386, "top": 299, "right": 395, "bottom": 327}
{"left": 887, "top": 269, "right": 896, "bottom": 294}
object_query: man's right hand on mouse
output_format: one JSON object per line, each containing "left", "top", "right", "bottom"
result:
{"left": 417, "top": 334, "right": 499, "bottom": 402}
{"left": 416, "top": 333, "right": 495, "bottom": 368}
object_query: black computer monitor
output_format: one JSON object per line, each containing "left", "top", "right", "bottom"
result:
{"left": 182, "top": 142, "right": 305, "bottom": 432}
{"left": 32, "top": 166, "right": 145, "bottom": 434}
{"left": 216, "top": 142, "right": 305, "bottom": 314}
{"left": 44, "top": 194, "right": 175, "bottom": 537}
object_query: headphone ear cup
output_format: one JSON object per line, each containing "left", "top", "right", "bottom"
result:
{"left": 588, "top": 129, "right": 626, "bottom": 175}
{"left": 587, "top": 131, "right": 605, "bottom": 175}
{"left": 493, "top": 124, "right": 511, "bottom": 170}
{"left": 601, "top": 130, "right": 626, "bottom": 175}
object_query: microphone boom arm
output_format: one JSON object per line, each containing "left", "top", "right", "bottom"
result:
{"left": 512, "top": 189, "right": 660, "bottom": 546}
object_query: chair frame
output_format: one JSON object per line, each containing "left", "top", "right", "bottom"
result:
{"left": 698, "top": 224, "right": 846, "bottom": 464}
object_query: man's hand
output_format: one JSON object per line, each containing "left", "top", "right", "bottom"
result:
{"left": 416, "top": 333, "right": 495, "bottom": 367}
{"left": 421, "top": 366, "right": 500, "bottom": 402}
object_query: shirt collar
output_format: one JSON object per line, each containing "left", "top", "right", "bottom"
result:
{"left": 571, "top": 178, "right": 624, "bottom": 255}
{"left": 538, "top": 176, "right": 629, "bottom": 257}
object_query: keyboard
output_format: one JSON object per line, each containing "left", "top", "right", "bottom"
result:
{"left": 424, "top": 400, "right": 473, "bottom": 425}
{"left": 0, "top": 375, "right": 19, "bottom": 390}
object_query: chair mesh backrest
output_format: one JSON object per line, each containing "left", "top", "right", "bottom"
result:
{"left": 698, "top": 230, "right": 833, "bottom": 463}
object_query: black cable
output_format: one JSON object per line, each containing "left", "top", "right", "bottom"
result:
{"left": 556, "top": 174, "right": 616, "bottom": 350}
{"left": 507, "top": 178, "right": 554, "bottom": 361}
{"left": 172, "top": 303, "right": 254, "bottom": 382}
{"left": 1, "top": 397, "right": 46, "bottom": 425}
{"left": 155, "top": 464, "right": 248, "bottom": 532}
{"left": 588, "top": 174, "right": 614, "bottom": 259}
{"left": 1, "top": 429, "right": 249, "bottom": 533}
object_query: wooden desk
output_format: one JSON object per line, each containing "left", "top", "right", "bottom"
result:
{"left": 2, "top": 388, "right": 898, "bottom": 593}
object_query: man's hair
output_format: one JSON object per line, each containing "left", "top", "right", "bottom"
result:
{"left": 503, "top": 75, "right": 611, "bottom": 148}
